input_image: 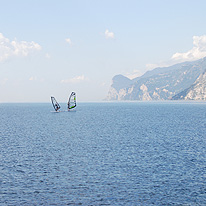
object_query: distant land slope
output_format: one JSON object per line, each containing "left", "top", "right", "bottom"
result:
{"left": 106, "top": 57, "right": 206, "bottom": 101}
{"left": 172, "top": 70, "right": 206, "bottom": 100}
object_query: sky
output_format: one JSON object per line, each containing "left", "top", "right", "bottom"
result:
{"left": 1, "top": 0, "right": 206, "bottom": 102}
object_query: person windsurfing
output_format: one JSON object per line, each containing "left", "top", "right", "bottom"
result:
{"left": 51, "top": 96, "right": 61, "bottom": 111}
{"left": 68, "top": 92, "right": 76, "bottom": 111}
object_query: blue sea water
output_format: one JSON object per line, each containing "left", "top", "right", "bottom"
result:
{"left": 0, "top": 102, "right": 206, "bottom": 205}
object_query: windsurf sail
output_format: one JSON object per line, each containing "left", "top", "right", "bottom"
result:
{"left": 68, "top": 92, "right": 76, "bottom": 110}
{"left": 51, "top": 96, "right": 61, "bottom": 111}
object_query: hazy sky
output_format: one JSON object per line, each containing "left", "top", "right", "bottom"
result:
{"left": 1, "top": 0, "right": 206, "bottom": 102}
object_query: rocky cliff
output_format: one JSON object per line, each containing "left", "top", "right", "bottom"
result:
{"left": 106, "top": 57, "right": 206, "bottom": 101}
{"left": 172, "top": 71, "right": 206, "bottom": 100}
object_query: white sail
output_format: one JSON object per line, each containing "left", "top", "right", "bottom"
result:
{"left": 68, "top": 92, "right": 76, "bottom": 110}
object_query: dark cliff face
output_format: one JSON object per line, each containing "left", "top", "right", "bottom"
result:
{"left": 106, "top": 57, "right": 206, "bottom": 100}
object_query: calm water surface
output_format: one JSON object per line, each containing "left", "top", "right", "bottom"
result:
{"left": 0, "top": 102, "right": 206, "bottom": 205}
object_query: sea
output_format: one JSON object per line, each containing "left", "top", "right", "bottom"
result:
{"left": 1, "top": 102, "right": 206, "bottom": 206}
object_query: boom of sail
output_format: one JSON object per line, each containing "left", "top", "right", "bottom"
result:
{"left": 51, "top": 96, "right": 61, "bottom": 111}
{"left": 68, "top": 92, "right": 76, "bottom": 110}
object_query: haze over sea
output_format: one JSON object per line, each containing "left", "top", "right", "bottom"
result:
{"left": 1, "top": 102, "right": 206, "bottom": 205}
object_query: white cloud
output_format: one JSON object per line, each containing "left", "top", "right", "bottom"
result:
{"left": 29, "top": 76, "right": 37, "bottom": 81}
{"left": 145, "top": 62, "right": 173, "bottom": 70}
{"left": 172, "top": 35, "right": 206, "bottom": 62}
{"left": 105, "top": 29, "right": 114, "bottom": 39}
{"left": 65, "top": 38, "right": 72, "bottom": 45}
{"left": 29, "top": 76, "right": 44, "bottom": 82}
{"left": 61, "top": 75, "right": 89, "bottom": 84}
{"left": 125, "top": 70, "right": 143, "bottom": 79}
{"left": 145, "top": 63, "right": 158, "bottom": 70}
{"left": 45, "top": 53, "right": 51, "bottom": 59}
{"left": 0, "top": 33, "right": 41, "bottom": 62}
{"left": 145, "top": 35, "right": 206, "bottom": 70}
